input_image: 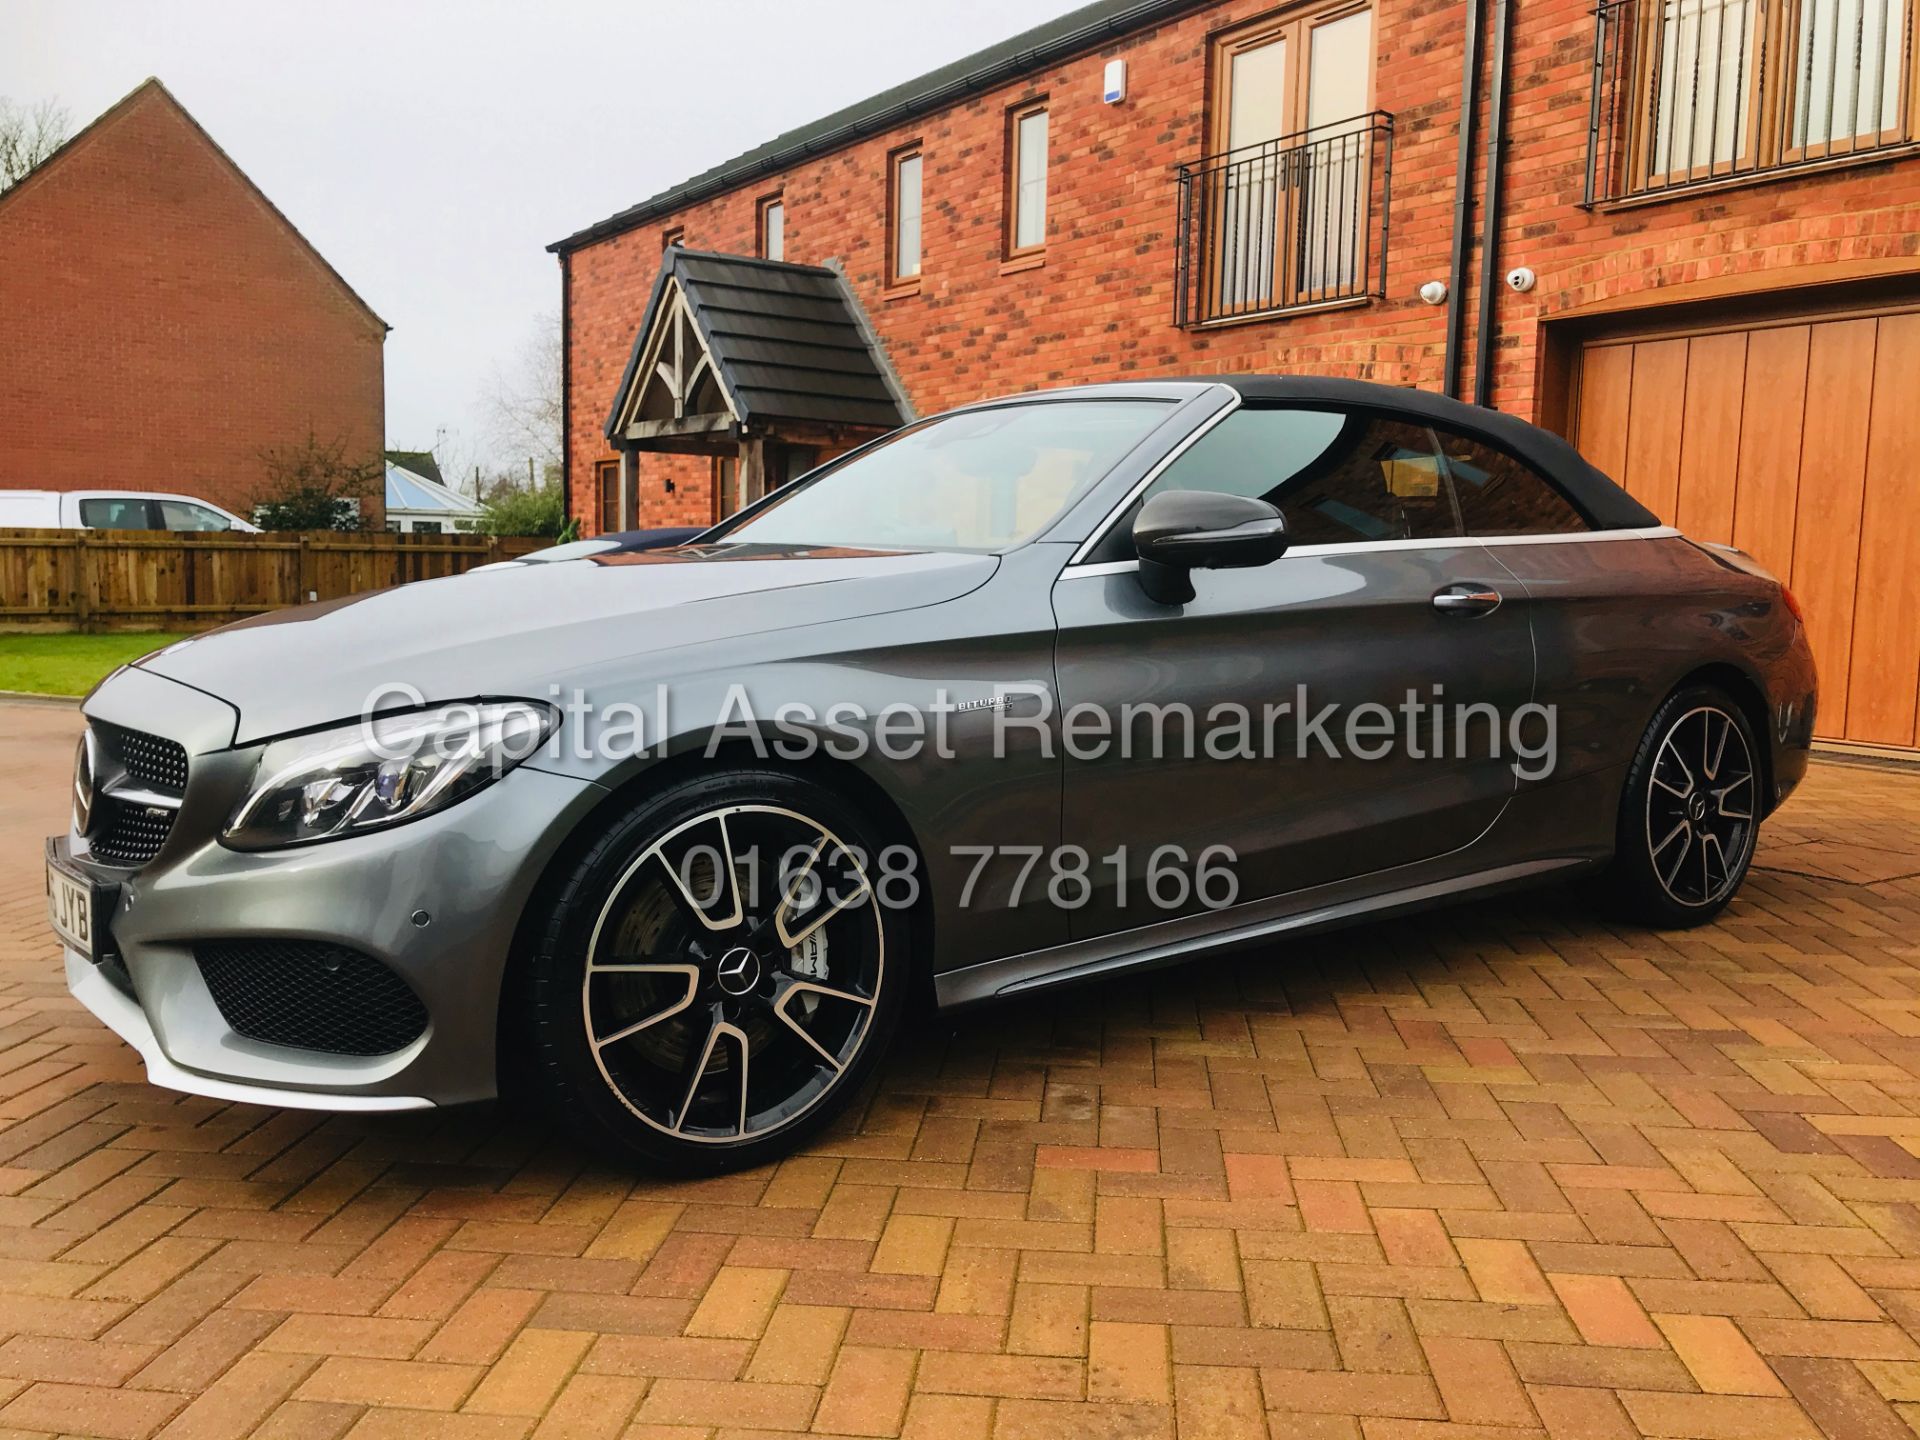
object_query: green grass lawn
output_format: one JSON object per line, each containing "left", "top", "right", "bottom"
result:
{"left": 0, "top": 633, "right": 190, "bottom": 698}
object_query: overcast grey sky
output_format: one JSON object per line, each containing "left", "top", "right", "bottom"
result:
{"left": 2, "top": 0, "right": 1072, "bottom": 475}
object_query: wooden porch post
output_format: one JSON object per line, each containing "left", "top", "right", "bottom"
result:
{"left": 617, "top": 447, "right": 636, "bottom": 531}
{"left": 739, "top": 435, "right": 768, "bottom": 506}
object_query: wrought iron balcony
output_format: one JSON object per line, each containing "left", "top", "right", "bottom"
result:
{"left": 1174, "top": 112, "right": 1394, "bottom": 330}
{"left": 1585, "top": 0, "right": 1917, "bottom": 204}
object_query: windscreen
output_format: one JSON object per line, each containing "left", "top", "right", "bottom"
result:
{"left": 714, "top": 400, "right": 1172, "bottom": 553}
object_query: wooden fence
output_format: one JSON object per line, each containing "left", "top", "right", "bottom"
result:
{"left": 0, "top": 528, "right": 551, "bottom": 633}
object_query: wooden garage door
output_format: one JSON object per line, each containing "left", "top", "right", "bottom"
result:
{"left": 1575, "top": 305, "right": 1920, "bottom": 750}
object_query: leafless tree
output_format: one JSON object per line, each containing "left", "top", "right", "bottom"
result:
{"left": 0, "top": 97, "right": 73, "bottom": 193}
{"left": 480, "top": 312, "right": 563, "bottom": 481}
{"left": 426, "top": 425, "right": 484, "bottom": 501}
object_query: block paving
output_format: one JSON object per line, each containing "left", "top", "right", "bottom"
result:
{"left": 6, "top": 698, "right": 1920, "bottom": 1437}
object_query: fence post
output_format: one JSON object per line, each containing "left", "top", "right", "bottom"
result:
{"left": 296, "top": 534, "right": 310, "bottom": 605}
{"left": 73, "top": 532, "right": 95, "bottom": 635}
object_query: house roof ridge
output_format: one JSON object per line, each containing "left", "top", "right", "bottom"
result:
{"left": 548, "top": 0, "right": 1207, "bottom": 255}
{"left": 0, "top": 77, "right": 389, "bottom": 333}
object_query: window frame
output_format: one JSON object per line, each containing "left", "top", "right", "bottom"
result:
{"left": 1082, "top": 402, "right": 1598, "bottom": 563}
{"left": 1777, "top": 0, "right": 1916, "bottom": 159}
{"left": 78, "top": 497, "right": 161, "bottom": 531}
{"left": 1199, "top": 0, "right": 1378, "bottom": 318}
{"left": 1626, "top": 0, "right": 1766, "bottom": 186}
{"left": 596, "top": 459, "right": 621, "bottom": 534}
{"left": 1206, "top": 0, "right": 1376, "bottom": 153}
{"left": 158, "top": 499, "right": 233, "bottom": 532}
{"left": 1004, "top": 98, "right": 1050, "bottom": 263}
{"left": 887, "top": 142, "right": 925, "bottom": 289}
{"left": 757, "top": 193, "right": 785, "bottom": 261}
{"left": 1622, "top": 0, "right": 1917, "bottom": 190}
{"left": 1430, "top": 425, "right": 1594, "bottom": 538}
{"left": 1126, "top": 405, "right": 1461, "bottom": 548}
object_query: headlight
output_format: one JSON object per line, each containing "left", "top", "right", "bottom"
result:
{"left": 223, "top": 700, "right": 555, "bottom": 850}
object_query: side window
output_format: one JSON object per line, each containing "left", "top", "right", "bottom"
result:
{"left": 1437, "top": 430, "right": 1589, "bottom": 536}
{"left": 1111, "top": 407, "right": 1460, "bottom": 556}
{"left": 159, "top": 500, "right": 231, "bottom": 531}
{"left": 78, "top": 498, "right": 158, "bottom": 530}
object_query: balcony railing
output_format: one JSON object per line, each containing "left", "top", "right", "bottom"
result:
{"left": 1174, "top": 112, "right": 1393, "bottom": 330}
{"left": 1586, "top": 0, "right": 1916, "bottom": 204}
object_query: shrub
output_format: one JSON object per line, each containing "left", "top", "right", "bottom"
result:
{"left": 252, "top": 432, "right": 380, "bottom": 531}
{"left": 467, "top": 482, "right": 575, "bottom": 540}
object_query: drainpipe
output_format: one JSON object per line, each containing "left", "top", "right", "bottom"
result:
{"left": 1473, "top": 0, "right": 1514, "bottom": 408}
{"left": 559, "top": 250, "right": 574, "bottom": 529}
{"left": 1442, "top": 0, "right": 1484, "bottom": 400}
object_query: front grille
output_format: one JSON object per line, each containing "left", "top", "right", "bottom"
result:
{"left": 84, "top": 723, "right": 188, "bottom": 868}
{"left": 196, "top": 940, "right": 429, "bottom": 1056}
{"left": 99, "top": 723, "right": 189, "bottom": 792}
{"left": 91, "top": 805, "right": 177, "bottom": 866}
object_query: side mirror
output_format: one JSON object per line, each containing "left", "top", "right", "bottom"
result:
{"left": 1132, "top": 490, "right": 1289, "bottom": 605}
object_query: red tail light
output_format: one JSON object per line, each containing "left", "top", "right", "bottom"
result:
{"left": 1780, "top": 585, "right": 1806, "bottom": 625}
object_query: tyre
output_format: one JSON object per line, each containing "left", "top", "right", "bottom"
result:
{"left": 525, "top": 768, "right": 908, "bottom": 1174}
{"left": 1592, "top": 683, "right": 1762, "bottom": 928}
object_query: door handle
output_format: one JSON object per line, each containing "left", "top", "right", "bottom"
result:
{"left": 1432, "top": 584, "right": 1503, "bottom": 616}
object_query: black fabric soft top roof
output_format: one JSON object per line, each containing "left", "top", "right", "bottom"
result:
{"left": 1197, "top": 375, "right": 1661, "bottom": 531}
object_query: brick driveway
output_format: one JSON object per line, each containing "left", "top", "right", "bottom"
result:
{"left": 6, "top": 700, "right": 1920, "bottom": 1440}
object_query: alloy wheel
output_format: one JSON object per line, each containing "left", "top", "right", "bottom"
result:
{"left": 1644, "top": 704, "right": 1756, "bottom": 908}
{"left": 579, "top": 804, "right": 884, "bottom": 1144}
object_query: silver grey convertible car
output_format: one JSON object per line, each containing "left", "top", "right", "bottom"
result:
{"left": 47, "top": 377, "right": 1816, "bottom": 1171}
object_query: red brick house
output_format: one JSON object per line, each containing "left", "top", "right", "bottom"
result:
{"left": 0, "top": 79, "right": 386, "bottom": 522}
{"left": 552, "top": 0, "right": 1920, "bottom": 751}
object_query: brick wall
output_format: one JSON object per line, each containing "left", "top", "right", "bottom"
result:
{"left": 0, "top": 83, "right": 387, "bottom": 522}
{"left": 563, "top": 0, "right": 1920, "bottom": 532}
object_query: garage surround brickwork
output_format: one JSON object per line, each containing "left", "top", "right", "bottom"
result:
{"left": 559, "top": 0, "right": 1920, "bottom": 536}
{"left": 0, "top": 81, "right": 386, "bottom": 521}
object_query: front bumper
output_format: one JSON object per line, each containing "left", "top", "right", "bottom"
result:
{"left": 63, "top": 941, "right": 434, "bottom": 1111}
{"left": 56, "top": 666, "right": 605, "bottom": 1110}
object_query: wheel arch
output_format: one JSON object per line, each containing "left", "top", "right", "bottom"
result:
{"left": 1670, "top": 661, "right": 1776, "bottom": 818}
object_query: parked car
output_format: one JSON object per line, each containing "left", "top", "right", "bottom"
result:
{"left": 0, "top": 489, "right": 260, "bottom": 533}
{"left": 46, "top": 377, "right": 1816, "bottom": 1173}
{"left": 469, "top": 526, "right": 707, "bottom": 571}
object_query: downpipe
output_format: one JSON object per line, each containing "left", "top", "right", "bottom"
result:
{"left": 1474, "top": 0, "right": 1515, "bottom": 409}
{"left": 1442, "top": 0, "right": 1485, "bottom": 399}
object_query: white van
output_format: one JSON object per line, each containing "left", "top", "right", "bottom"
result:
{"left": 0, "top": 489, "right": 261, "bottom": 533}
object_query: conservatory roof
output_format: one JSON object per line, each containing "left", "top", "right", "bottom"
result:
{"left": 386, "top": 463, "right": 485, "bottom": 516}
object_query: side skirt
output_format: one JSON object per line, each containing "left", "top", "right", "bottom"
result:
{"left": 932, "top": 855, "right": 1591, "bottom": 1009}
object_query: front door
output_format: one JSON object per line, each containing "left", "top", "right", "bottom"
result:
{"left": 1054, "top": 404, "right": 1535, "bottom": 939}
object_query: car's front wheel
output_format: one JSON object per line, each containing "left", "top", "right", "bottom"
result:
{"left": 525, "top": 768, "right": 907, "bottom": 1174}
{"left": 1594, "top": 683, "right": 1762, "bottom": 928}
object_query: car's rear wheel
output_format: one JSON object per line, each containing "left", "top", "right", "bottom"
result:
{"left": 525, "top": 769, "right": 907, "bottom": 1174}
{"left": 1594, "top": 683, "right": 1762, "bottom": 928}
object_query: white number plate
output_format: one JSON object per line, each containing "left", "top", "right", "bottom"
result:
{"left": 46, "top": 862, "right": 95, "bottom": 959}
